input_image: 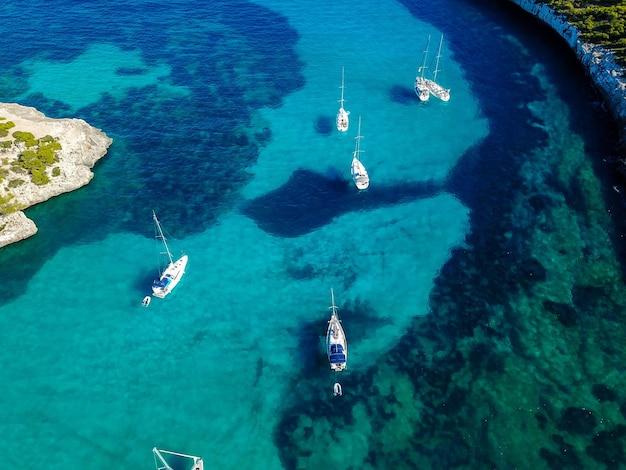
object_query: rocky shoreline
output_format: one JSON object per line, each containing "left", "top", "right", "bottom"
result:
{"left": 0, "top": 103, "right": 112, "bottom": 247}
{"left": 509, "top": 0, "right": 626, "bottom": 150}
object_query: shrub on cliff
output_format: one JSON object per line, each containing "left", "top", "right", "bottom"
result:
{"left": 0, "top": 120, "right": 15, "bottom": 138}
{"left": 31, "top": 168, "right": 50, "bottom": 186}
{"left": 9, "top": 163, "right": 27, "bottom": 175}
{"left": 12, "top": 131, "right": 37, "bottom": 147}
{"left": 37, "top": 145, "right": 58, "bottom": 164}
{"left": 10, "top": 137, "right": 61, "bottom": 185}
{"left": 7, "top": 178, "right": 24, "bottom": 188}
{"left": 39, "top": 135, "right": 61, "bottom": 149}
{"left": 18, "top": 150, "right": 44, "bottom": 171}
{"left": 0, "top": 192, "right": 23, "bottom": 215}
{"left": 17, "top": 150, "right": 54, "bottom": 185}
{"left": 540, "top": 1, "right": 626, "bottom": 64}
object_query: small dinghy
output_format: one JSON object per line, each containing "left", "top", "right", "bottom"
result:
{"left": 142, "top": 295, "right": 151, "bottom": 307}
{"left": 333, "top": 382, "right": 343, "bottom": 397}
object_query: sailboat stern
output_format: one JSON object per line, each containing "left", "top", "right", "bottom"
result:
{"left": 329, "top": 342, "right": 347, "bottom": 371}
{"left": 152, "top": 254, "right": 188, "bottom": 298}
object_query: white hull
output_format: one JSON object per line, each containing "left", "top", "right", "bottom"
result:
{"left": 414, "top": 77, "right": 430, "bottom": 101}
{"left": 415, "top": 35, "right": 431, "bottom": 102}
{"left": 351, "top": 156, "right": 369, "bottom": 190}
{"left": 336, "top": 107, "right": 349, "bottom": 132}
{"left": 415, "top": 77, "right": 450, "bottom": 102}
{"left": 327, "top": 314, "right": 347, "bottom": 371}
{"left": 415, "top": 35, "right": 449, "bottom": 102}
{"left": 152, "top": 254, "right": 188, "bottom": 298}
{"left": 326, "top": 289, "right": 347, "bottom": 372}
{"left": 351, "top": 116, "right": 368, "bottom": 190}
{"left": 427, "top": 80, "right": 450, "bottom": 101}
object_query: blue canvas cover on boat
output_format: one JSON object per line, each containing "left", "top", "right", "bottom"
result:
{"left": 152, "top": 278, "right": 169, "bottom": 289}
{"left": 329, "top": 344, "right": 346, "bottom": 363}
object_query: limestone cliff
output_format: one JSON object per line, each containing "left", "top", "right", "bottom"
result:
{"left": 509, "top": 0, "right": 626, "bottom": 149}
{"left": 0, "top": 103, "right": 112, "bottom": 247}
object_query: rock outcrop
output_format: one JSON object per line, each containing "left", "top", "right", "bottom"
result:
{"left": 0, "top": 103, "right": 112, "bottom": 247}
{"left": 509, "top": 0, "right": 626, "bottom": 149}
{"left": 0, "top": 211, "right": 37, "bottom": 246}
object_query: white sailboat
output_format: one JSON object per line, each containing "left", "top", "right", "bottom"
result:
{"left": 427, "top": 35, "right": 450, "bottom": 102}
{"left": 153, "top": 447, "right": 204, "bottom": 470}
{"left": 151, "top": 211, "right": 188, "bottom": 299}
{"left": 350, "top": 116, "right": 369, "bottom": 190}
{"left": 326, "top": 288, "right": 347, "bottom": 372}
{"left": 336, "top": 67, "right": 349, "bottom": 132}
{"left": 414, "top": 35, "right": 431, "bottom": 102}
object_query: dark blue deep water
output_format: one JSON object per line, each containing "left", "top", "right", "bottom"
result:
{"left": 1, "top": 0, "right": 625, "bottom": 468}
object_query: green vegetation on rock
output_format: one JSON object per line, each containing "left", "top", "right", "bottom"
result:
{"left": 0, "top": 122, "right": 63, "bottom": 189}
{"left": 37, "top": 144, "right": 58, "bottom": 164}
{"left": 12, "top": 131, "right": 38, "bottom": 147}
{"left": 7, "top": 179, "right": 24, "bottom": 188}
{"left": 15, "top": 144, "right": 59, "bottom": 185}
{"left": 540, "top": 0, "right": 626, "bottom": 64}
{"left": 9, "top": 164, "right": 27, "bottom": 175}
{"left": 0, "top": 120, "right": 15, "bottom": 138}
{"left": 31, "top": 168, "right": 50, "bottom": 186}
{"left": 19, "top": 149, "right": 44, "bottom": 171}
{"left": 0, "top": 192, "right": 24, "bottom": 215}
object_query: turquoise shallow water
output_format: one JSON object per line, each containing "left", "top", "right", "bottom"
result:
{"left": 1, "top": 0, "right": 625, "bottom": 468}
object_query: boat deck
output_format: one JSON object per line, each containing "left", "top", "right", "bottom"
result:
{"left": 327, "top": 315, "right": 347, "bottom": 371}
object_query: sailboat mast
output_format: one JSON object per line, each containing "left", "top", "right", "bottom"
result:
{"left": 339, "top": 67, "right": 345, "bottom": 108}
{"left": 330, "top": 288, "right": 338, "bottom": 316}
{"left": 419, "top": 35, "right": 430, "bottom": 79}
{"left": 433, "top": 35, "right": 443, "bottom": 83}
{"left": 353, "top": 117, "right": 363, "bottom": 160}
{"left": 153, "top": 211, "right": 174, "bottom": 265}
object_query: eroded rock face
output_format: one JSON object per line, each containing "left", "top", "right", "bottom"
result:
{"left": 509, "top": 0, "right": 626, "bottom": 148}
{"left": 0, "top": 211, "right": 37, "bottom": 246}
{"left": 0, "top": 103, "right": 112, "bottom": 247}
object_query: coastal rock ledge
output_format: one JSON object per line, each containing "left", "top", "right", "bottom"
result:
{"left": 509, "top": 0, "right": 626, "bottom": 149}
{"left": 0, "top": 103, "right": 112, "bottom": 248}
